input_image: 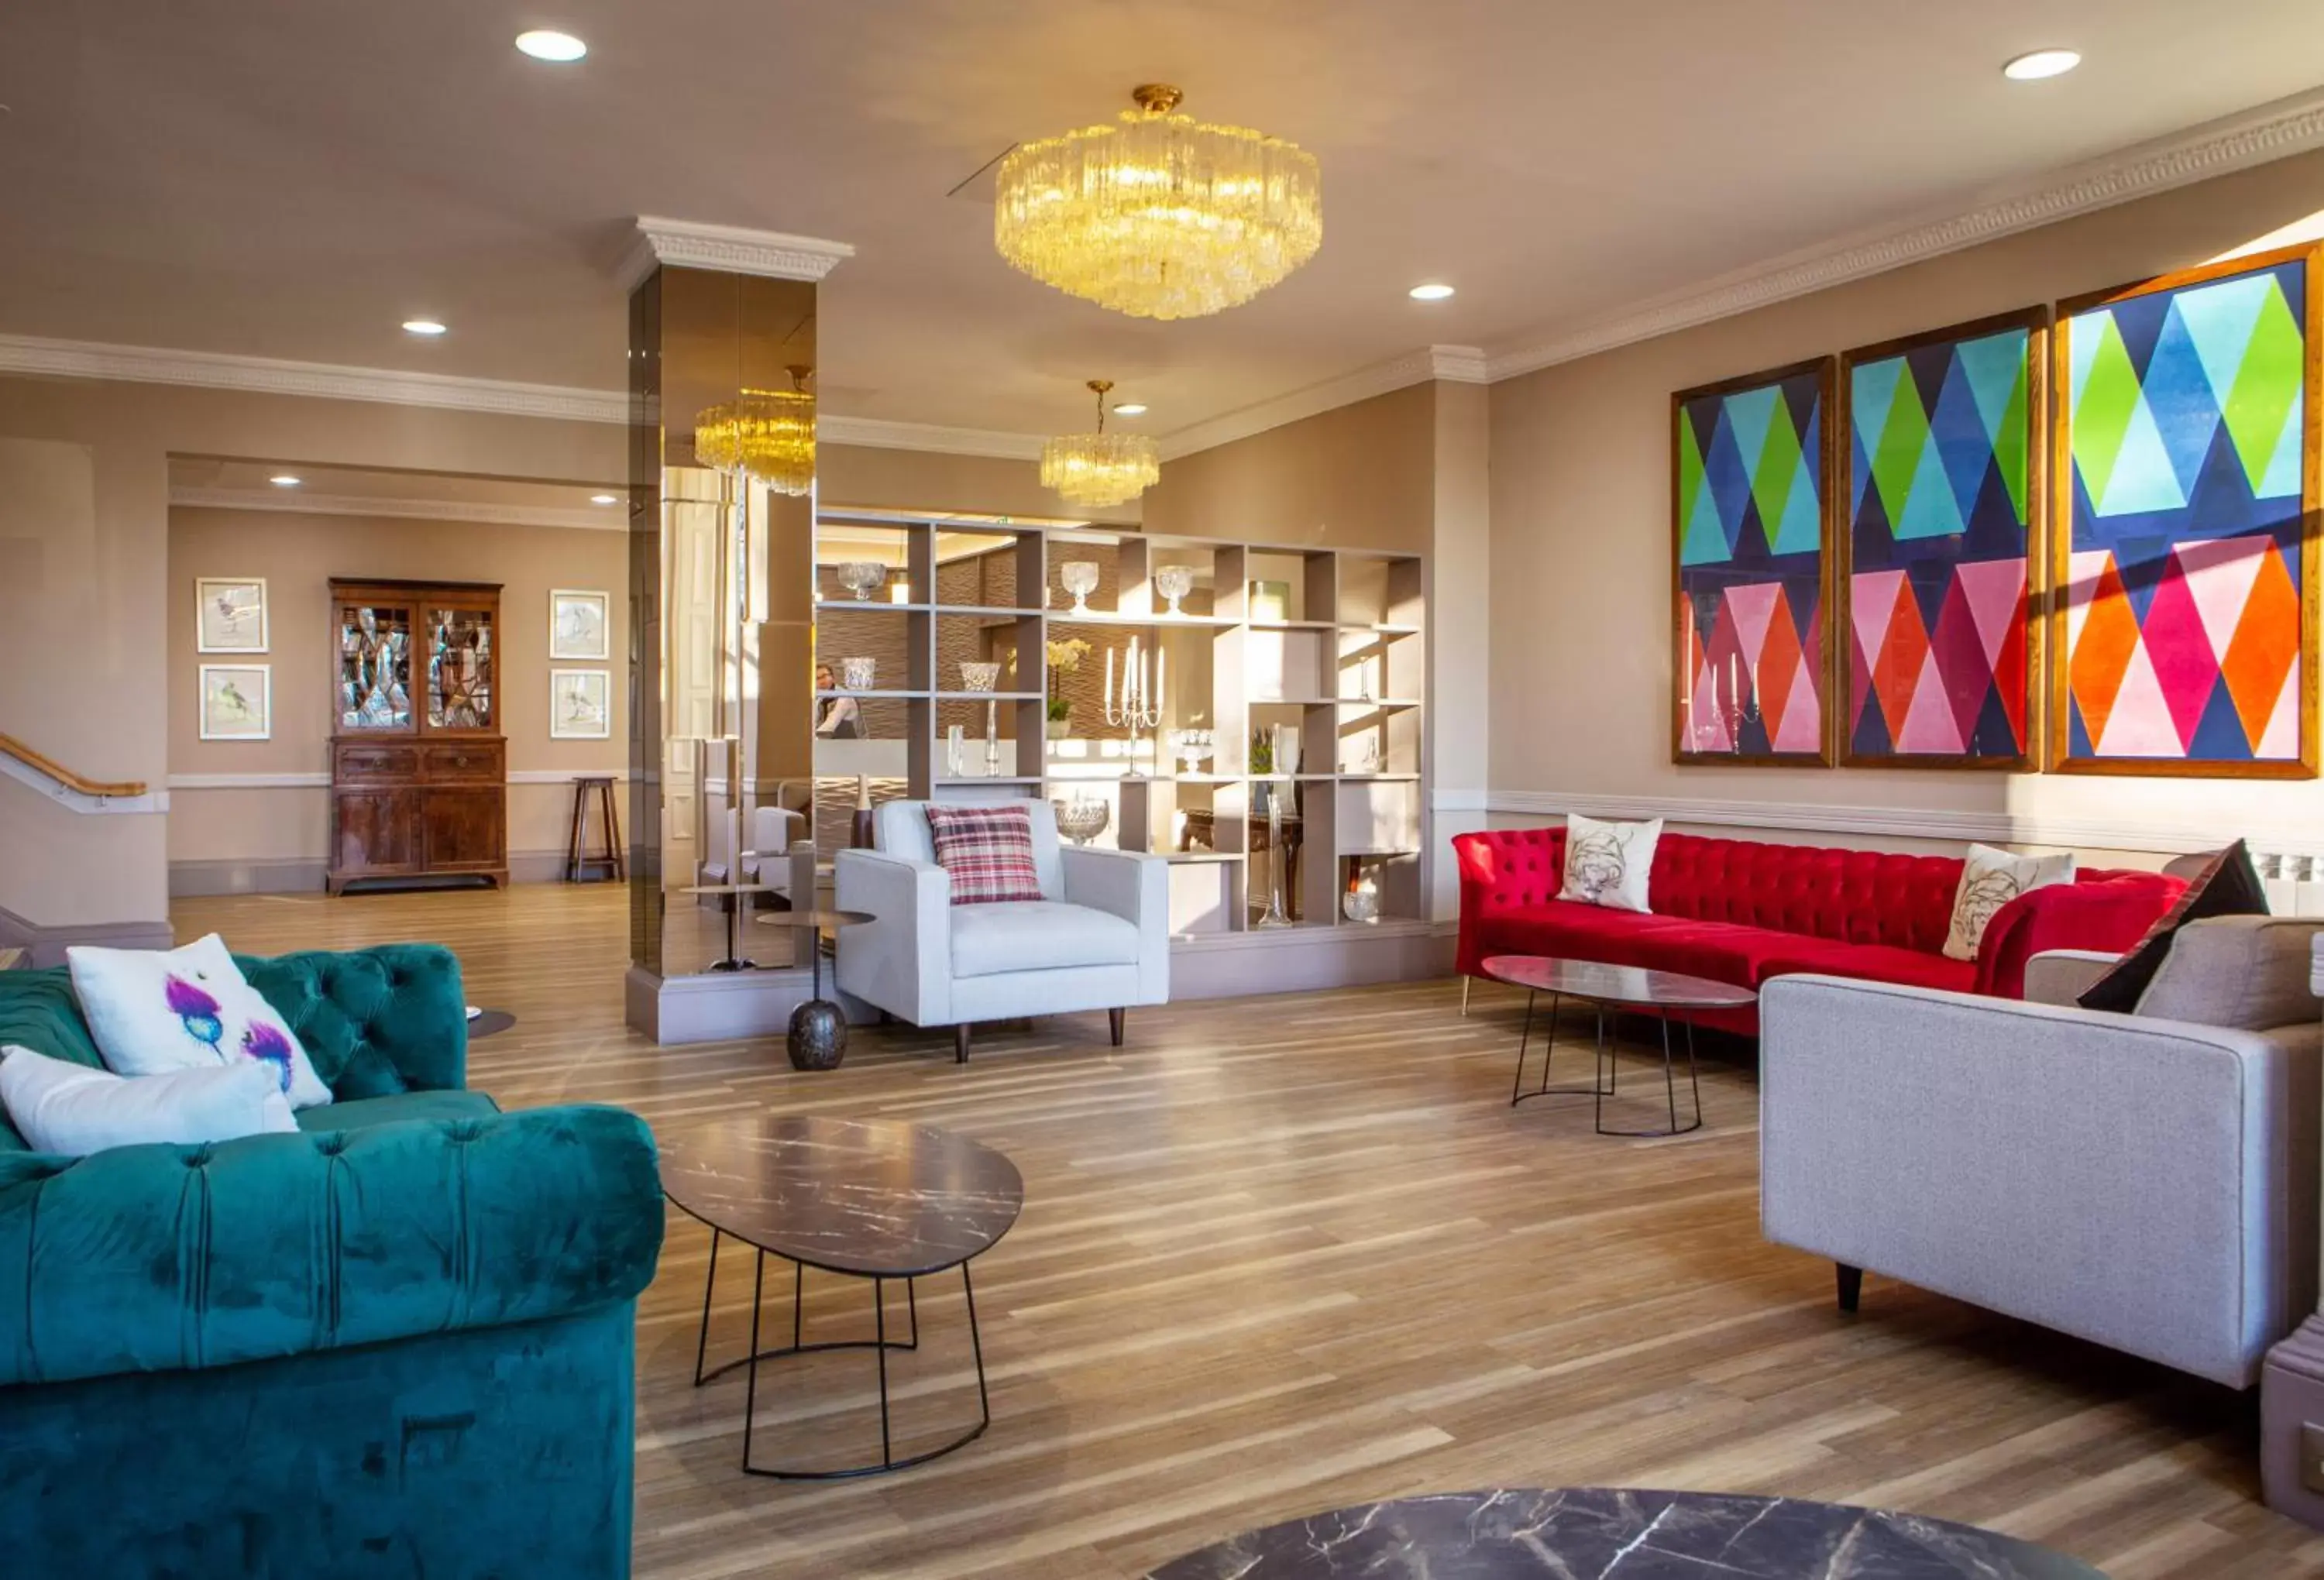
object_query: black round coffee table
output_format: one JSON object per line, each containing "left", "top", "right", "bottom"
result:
{"left": 1482, "top": 956, "right": 1756, "bottom": 1137}
{"left": 658, "top": 1115, "right": 1023, "bottom": 1479}
{"left": 1145, "top": 1489, "right": 2106, "bottom": 1577}
{"left": 465, "top": 1008, "right": 515, "bottom": 1039}
{"left": 754, "top": 907, "right": 874, "bottom": 1070}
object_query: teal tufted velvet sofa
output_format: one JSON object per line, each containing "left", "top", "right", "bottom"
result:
{"left": 0, "top": 944, "right": 664, "bottom": 1579}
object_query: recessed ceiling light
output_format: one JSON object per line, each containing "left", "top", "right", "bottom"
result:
{"left": 402, "top": 318, "right": 448, "bottom": 337}
{"left": 590, "top": 493, "right": 620, "bottom": 505}
{"left": 1408, "top": 283, "right": 1456, "bottom": 301}
{"left": 2003, "top": 48, "right": 2080, "bottom": 81}
{"left": 1110, "top": 403, "right": 1148, "bottom": 417}
{"left": 269, "top": 475, "right": 301, "bottom": 487}
{"left": 514, "top": 29, "right": 587, "bottom": 63}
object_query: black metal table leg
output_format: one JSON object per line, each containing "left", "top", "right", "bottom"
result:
{"left": 1511, "top": 989, "right": 1614, "bottom": 1108}
{"left": 1596, "top": 1011, "right": 1704, "bottom": 1139}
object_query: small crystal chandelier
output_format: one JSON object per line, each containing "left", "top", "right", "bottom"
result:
{"left": 693, "top": 365, "right": 816, "bottom": 496}
{"left": 995, "top": 84, "right": 1322, "bottom": 321}
{"left": 1042, "top": 380, "right": 1160, "bottom": 508}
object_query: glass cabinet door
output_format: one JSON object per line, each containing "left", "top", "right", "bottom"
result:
{"left": 339, "top": 605, "right": 414, "bottom": 730}
{"left": 428, "top": 606, "right": 495, "bottom": 730}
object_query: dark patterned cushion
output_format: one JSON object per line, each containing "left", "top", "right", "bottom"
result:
{"left": 925, "top": 803, "right": 1045, "bottom": 905}
{"left": 2078, "top": 841, "right": 2269, "bottom": 1014}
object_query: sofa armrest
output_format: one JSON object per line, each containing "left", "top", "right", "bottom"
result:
{"left": 0, "top": 1103, "right": 662, "bottom": 1389}
{"left": 1760, "top": 974, "right": 2319, "bottom": 1386}
{"left": 835, "top": 848, "right": 952, "bottom": 1023}
{"left": 1973, "top": 873, "right": 2181, "bottom": 999}
{"left": 239, "top": 944, "right": 468, "bottom": 1097}
{"left": 1063, "top": 847, "right": 1171, "bottom": 1001}
{"left": 2023, "top": 949, "right": 2120, "bottom": 1006}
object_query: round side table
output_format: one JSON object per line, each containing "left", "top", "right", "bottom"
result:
{"left": 756, "top": 908, "right": 874, "bottom": 1070}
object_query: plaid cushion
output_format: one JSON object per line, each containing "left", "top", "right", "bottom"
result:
{"left": 925, "top": 803, "right": 1044, "bottom": 905}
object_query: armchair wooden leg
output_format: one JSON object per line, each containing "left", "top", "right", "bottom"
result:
{"left": 1836, "top": 1263, "right": 1863, "bottom": 1314}
{"left": 954, "top": 1024, "right": 971, "bottom": 1064}
{"left": 1461, "top": 977, "right": 1473, "bottom": 1016}
{"left": 1109, "top": 1007, "right": 1126, "bottom": 1046}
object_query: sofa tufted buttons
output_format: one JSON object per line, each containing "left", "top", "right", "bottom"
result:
{"left": 182, "top": 1145, "right": 213, "bottom": 1169}
{"left": 312, "top": 1134, "right": 348, "bottom": 1158}
{"left": 445, "top": 1121, "right": 485, "bottom": 1145}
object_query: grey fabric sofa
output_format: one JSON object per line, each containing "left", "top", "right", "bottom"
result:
{"left": 1760, "top": 922, "right": 2323, "bottom": 1389}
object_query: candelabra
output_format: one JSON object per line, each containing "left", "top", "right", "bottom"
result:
{"left": 1102, "top": 637, "right": 1164, "bottom": 779}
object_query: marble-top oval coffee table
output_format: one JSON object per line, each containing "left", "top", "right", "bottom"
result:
{"left": 659, "top": 1114, "right": 1024, "bottom": 1479}
{"left": 1145, "top": 1489, "right": 2106, "bottom": 1578}
{"left": 1483, "top": 956, "right": 1757, "bottom": 1138}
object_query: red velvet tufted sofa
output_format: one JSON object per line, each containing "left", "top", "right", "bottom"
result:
{"left": 1452, "top": 826, "right": 2185, "bottom": 1033}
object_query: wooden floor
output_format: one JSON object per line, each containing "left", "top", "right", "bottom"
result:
{"left": 176, "top": 884, "right": 2324, "bottom": 1579}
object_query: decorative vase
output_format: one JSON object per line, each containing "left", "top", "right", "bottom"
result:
{"left": 946, "top": 723, "right": 967, "bottom": 777}
{"left": 850, "top": 773, "right": 875, "bottom": 848}
{"left": 1153, "top": 564, "right": 1195, "bottom": 615}
{"left": 1343, "top": 876, "right": 1380, "bottom": 924}
{"left": 834, "top": 561, "right": 886, "bottom": 602}
{"left": 1059, "top": 560, "right": 1101, "bottom": 615}
{"left": 1054, "top": 796, "right": 1111, "bottom": 847}
{"left": 959, "top": 660, "right": 1001, "bottom": 692}
{"left": 838, "top": 656, "right": 876, "bottom": 691}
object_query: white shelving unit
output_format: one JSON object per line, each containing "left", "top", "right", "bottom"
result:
{"left": 813, "top": 514, "right": 1426, "bottom": 932}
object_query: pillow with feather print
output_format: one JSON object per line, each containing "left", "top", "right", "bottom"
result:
{"left": 67, "top": 933, "right": 333, "bottom": 1109}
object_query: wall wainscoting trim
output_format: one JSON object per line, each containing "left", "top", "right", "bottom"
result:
{"left": 167, "top": 770, "right": 628, "bottom": 791}
{"left": 1472, "top": 788, "right": 2305, "bottom": 858}
{"left": 0, "top": 905, "right": 175, "bottom": 967}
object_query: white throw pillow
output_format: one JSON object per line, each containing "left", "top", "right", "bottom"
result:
{"left": 67, "top": 934, "right": 333, "bottom": 1110}
{"left": 0, "top": 1045, "right": 295, "bottom": 1159}
{"left": 1559, "top": 814, "right": 1663, "bottom": 914}
{"left": 1942, "top": 843, "right": 2075, "bottom": 962}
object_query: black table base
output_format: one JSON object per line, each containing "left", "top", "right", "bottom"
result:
{"left": 1509, "top": 988, "right": 1703, "bottom": 1138}
{"left": 690, "top": 1227, "right": 991, "bottom": 1479}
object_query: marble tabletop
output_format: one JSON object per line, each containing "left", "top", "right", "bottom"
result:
{"left": 658, "top": 1115, "right": 1024, "bottom": 1279}
{"left": 1145, "top": 1489, "right": 2105, "bottom": 1578}
{"left": 1480, "top": 955, "right": 1758, "bottom": 1011}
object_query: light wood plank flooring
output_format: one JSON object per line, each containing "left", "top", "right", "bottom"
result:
{"left": 175, "top": 884, "right": 2324, "bottom": 1579}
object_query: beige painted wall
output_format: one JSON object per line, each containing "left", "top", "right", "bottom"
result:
{"left": 1144, "top": 383, "right": 1438, "bottom": 552}
{"left": 0, "top": 372, "right": 621, "bottom": 926}
{"left": 1488, "top": 147, "right": 2324, "bottom": 858}
{"left": 166, "top": 508, "right": 631, "bottom": 879}
{"left": 820, "top": 442, "right": 1140, "bottom": 527}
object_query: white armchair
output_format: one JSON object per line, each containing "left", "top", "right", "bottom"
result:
{"left": 835, "top": 799, "right": 1170, "bottom": 1061}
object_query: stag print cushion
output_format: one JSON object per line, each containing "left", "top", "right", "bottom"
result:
{"left": 1941, "top": 843, "right": 2075, "bottom": 962}
{"left": 66, "top": 933, "right": 334, "bottom": 1109}
{"left": 1558, "top": 814, "right": 1663, "bottom": 914}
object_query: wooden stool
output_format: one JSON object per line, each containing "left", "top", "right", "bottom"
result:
{"left": 565, "top": 776, "right": 625, "bottom": 882}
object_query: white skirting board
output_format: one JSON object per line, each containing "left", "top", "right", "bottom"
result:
{"left": 170, "top": 850, "right": 604, "bottom": 896}
{"left": 626, "top": 920, "right": 1458, "bottom": 1045}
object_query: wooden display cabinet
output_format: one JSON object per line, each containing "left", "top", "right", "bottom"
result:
{"left": 326, "top": 578, "right": 508, "bottom": 894}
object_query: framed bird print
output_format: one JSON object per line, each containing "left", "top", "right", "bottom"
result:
{"left": 1673, "top": 356, "right": 1838, "bottom": 764}
{"left": 550, "top": 668, "right": 611, "bottom": 739}
{"left": 199, "top": 664, "right": 271, "bottom": 740}
{"left": 549, "top": 589, "right": 610, "bottom": 661}
{"left": 1840, "top": 308, "right": 2047, "bottom": 768}
{"left": 195, "top": 577, "right": 268, "bottom": 653}
{"left": 2051, "top": 242, "right": 2321, "bottom": 776}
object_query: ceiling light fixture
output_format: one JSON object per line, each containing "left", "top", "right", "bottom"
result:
{"left": 401, "top": 318, "right": 448, "bottom": 336}
{"left": 514, "top": 29, "right": 587, "bottom": 63}
{"left": 1043, "top": 380, "right": 1160, "bottom": 508}
{"left": 995, "top": 84, "right": 1322, "bottom": 320}
{"left": 1110, "top": 402, "right": 1148, "bottom": 417}
{"left": 268, "top": 475, "right": 301, "bottom": 487}
{"left": 2003, "top": 48, "right": 2080, "bottom": 80}
{"left": 693, "top": 366, "right": 816, "bottom": 496}
{"left": 590, "top": 493, "right": 620, "bottom": 505}
{"left": 1408, "top": 283, "right": 1456, "bottom": 301}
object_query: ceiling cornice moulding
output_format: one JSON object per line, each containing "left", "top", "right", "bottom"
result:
{"left": 170, "top": 485, "right": 621, "bottom": 532}
{"left": 0, "top": 332, "right": 631, "bottom": 424}
{"left": 1157, "top": 345, "right": 1487, "bottom": 461}
{"left": 820, "top": 414, "right": 1045, "bottom": 461}
{"left": 616, "top": 216, "right": 856, "bottom": 291}
{"left": 1483, "top": 84, "right": 2324, "bottom": 382}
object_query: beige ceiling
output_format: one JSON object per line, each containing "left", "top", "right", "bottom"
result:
{"left": 7, "top": 2, "right": 2324, "bottom": 440}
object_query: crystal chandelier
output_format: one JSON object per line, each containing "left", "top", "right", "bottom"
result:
{"left": 1042, "top": 380, "right": 1160, "bottom": 508}
{"left": 995, "top": 84, "right": 1322, "bottom": 321}
{"left": 693, "top": 365, "right": 816, "bottom": 496}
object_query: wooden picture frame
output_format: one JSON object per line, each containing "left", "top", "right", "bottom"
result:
{"left": 2048, "top": 241, "right": 2322, "bottom": 778}
{"left": 1838, "top": 307, "right": 2049, "bottom": 771}
{"left": 1671, "top": 356, "right": 1838, "bottom": 765}
{"left": 198, "top": 663, "right": 271, "bottom": 740}
{"left": 550, "top": 668, "right": 611, "bottom": 739}
{"left": 548, "top": 588, "right": 610, "bottom": 661}
{"left": 194, "top": 576, "right": 268, "bottom": 653}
